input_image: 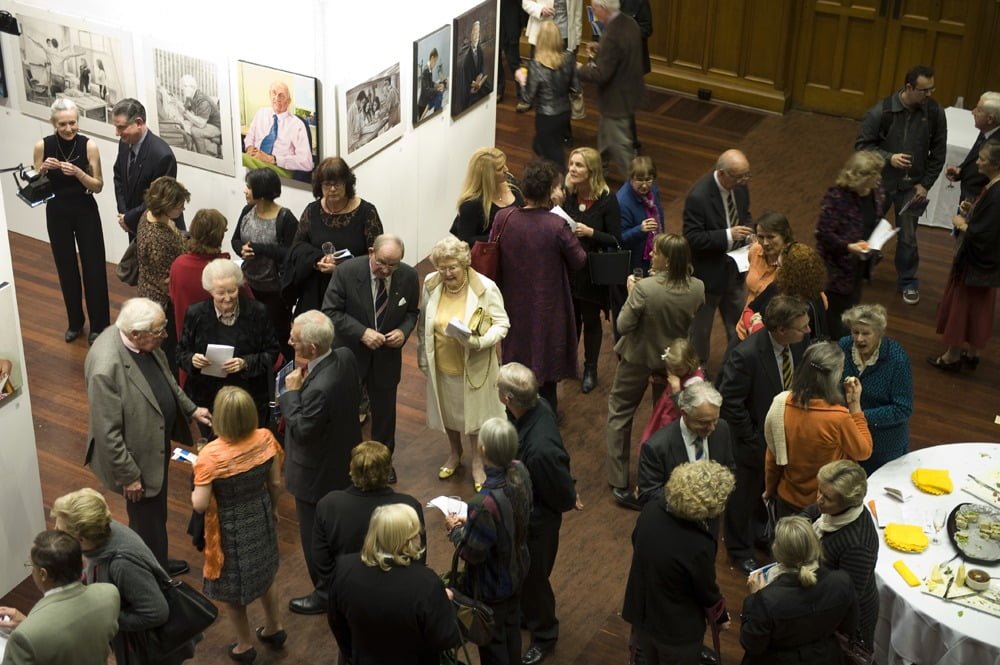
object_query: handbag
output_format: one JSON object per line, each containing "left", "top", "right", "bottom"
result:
{"left": 587, "top": 247, "right": 631, "bottom": 285}
{"left": 469, "top": 207, "right": 515, "bottom": 282}
{"left": 115, "top": 240, "right": 139, "bottom": 286}
{"left": 445, "top": 516, "right": 497, "bottom": 647}
{"left": 836, "top": 631, "right": 874, "bottom": 665}
{"left": 113, "top": 551, "right": 219, "bottom": 656}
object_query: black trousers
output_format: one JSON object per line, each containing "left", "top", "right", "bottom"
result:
{"left": 723, "top": 453, "right": 768, "bottom": 560}
{"left": 574, "top": 298, "right": 604, "bottom": 367}
{"left": 521, "top": 514, "right": 563, "bottom": 644}
{"left": 295, "top": 498, "right": 321, "bottom": 592}
{"left": 479, "top": 595, "right": 521, "bottom": 665}
{"left": 534, "top": 111, "right": 570, "bottom": 167}
{"left": 635, "top": 628, "right": 702, "bottom": 665}
{"left": 361, "top": 362, "right": 400, "bottom": 453}
{"left": 125, "top": 438, "right": 171, "bottom": 566}
{"left": 251, "top": 286, "right": 293, "bottom": 364}
{"left": 46, "top": 196, "right": 110, "bottom": 333}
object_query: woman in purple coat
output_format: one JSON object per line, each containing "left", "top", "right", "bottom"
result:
{"left": 815, "top": 151, "right": 887, "bottom": 339}
{"left": 496, "top": 159, "right": 586, "bottom": 414}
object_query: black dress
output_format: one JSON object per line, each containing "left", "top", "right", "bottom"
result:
{"left": 291, "top": 199, "right": 383, "bottom": 312}
{"left": 42, "top": 133, "right": 110, "bottom": 333}
{"left": 450, "top": 192, "right": 524, "bottom": 246}
{"left": 203, "top": 460, "right": 279, "bottom": 606}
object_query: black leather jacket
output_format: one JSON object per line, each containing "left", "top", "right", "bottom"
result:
{"left": 520, "top": 54, "right": 580, "bottom": 116}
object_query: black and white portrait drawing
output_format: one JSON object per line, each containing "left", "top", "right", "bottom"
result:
{"left": 339, "top": 62, "right": 402, "bottom": 166}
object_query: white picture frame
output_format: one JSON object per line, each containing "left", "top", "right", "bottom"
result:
{"left": 338, "top": 62, "right": 402, "bottom": 167}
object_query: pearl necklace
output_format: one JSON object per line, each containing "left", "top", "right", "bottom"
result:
{"left": 444, "top": 278, "right": 468, "bottom": 294}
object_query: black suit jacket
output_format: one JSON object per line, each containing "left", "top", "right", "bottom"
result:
{"left": 460, "top": 43, "right": 492, "bottom": 110}
{"left": 513, "top": 399, "right": 577, "bottom": 528}
{"left": 957, "top": 132, "right": 992, "bottom": 201}
{"left": 637, "top": 418, "right": 735, "bottom": 505}
{"left": 717, "top": 329, "right": 804, "bottom": 467}
{"left": 322, "top": 255, "right": 420, "bottom": 384}
{"left": 313, "top": 486, "right": 425, "bottom": 595}
{"left": 278, "top": 348, "right": 362, "bottom": 502}
{"left": 113, "top": 130, "right": 179, "bottom": 232}
{"left": 682, "top": 171, "right": 752, "bottom": 294}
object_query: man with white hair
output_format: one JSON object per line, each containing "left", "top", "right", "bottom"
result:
{"left": 243, "top": 80, "right": 315, "bottom": 176}
{"left": 281, "top": 310, "right": 363, "bottom": 615}
{"left": 946, "top": 91, "right": 1000, "bottom": 202}
{"left": 85, "top": 297, "right": 211, "bottom": 577}
{"left": 636, "top": 381, "right": 735, "bottom": 507}
{"left": 179, "top": 74, "right": 222, "bottom": 155}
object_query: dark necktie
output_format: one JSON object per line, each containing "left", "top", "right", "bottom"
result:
{"left": 694, "top": 437, "right": 706, "bottom": 461}
{"left": 127, "top": 148, "right": 137, "bottom": 181}
{"left": 374, "top": 278, "right": 388, "bottom": 332}
{"left": 726, "top": 190, "right": 738, "bottom": 228}
{"left": 781, "top": 346, "right": 793, "bottom": 390}
{"left": 260, "top": 115, "right": 279, "bottom": 154}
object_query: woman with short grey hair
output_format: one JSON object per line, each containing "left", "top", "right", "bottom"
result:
{"left": 33, "top": 96, "right": 110, "bottom": 345}
{"left": 763, "top": 342, "right": 873, "bottom": 517}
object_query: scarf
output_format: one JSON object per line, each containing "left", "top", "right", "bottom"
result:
{"left": 813, "top": 504, "right": 866, "bottom": 539}
{"left": 640, "top": 190, "right": 660, "bottom": 261}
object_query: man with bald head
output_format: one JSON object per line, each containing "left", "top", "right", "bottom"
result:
{"left": 243, "top": 80, "right": 315, "bottom": 176}
{"left": 322, "top": 234, "right": 420, "bottom": 483}
{"left": 179, "top": 74, "right": 222, "bottom": 155}
{"left": 682, "top": 149, "right": 754, "bottom": 368}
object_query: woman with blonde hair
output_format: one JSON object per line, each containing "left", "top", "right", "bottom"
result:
{"left": 418, "top": 236, "right": 510, "bottom": 487}
{"left": 564, "top": 146, "right": 622, "bottom": 393}
{"left": 52, "top": 488, "right": 197, "bottom": 664}
{"left": 330, "top": 504, "right": 460, "bottom": 664}
{"left": 192, "top": 386, "right": 285, "bottom": 662}
{"left": 816, "top": 150, "right": 887, "bottom": 338}
{"left": 622, "top": 461, "right": 735, "bottom": 665}
{"left": 451, "top": 147, "right": 523, "bottom": 246}
{"left": 741, "top": 516, "right": 858, "bottom": 664}
{"left": 606, "top": 234, "right": 704, "bottom": 501}
{"left": 515, "top": 20, "right": 580, "bottom": 166}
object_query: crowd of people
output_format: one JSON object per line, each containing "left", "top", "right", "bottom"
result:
{"left": 4, "top": 2, "right": 999, "bottom": 663}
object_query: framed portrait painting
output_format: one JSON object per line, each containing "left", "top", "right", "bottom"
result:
{"left": 237, "top": 61, "right": 320, "bottom": 184}
{"left": 450, "top": 0, "right": 497, "bottom": 119}
{"left": 146, "top": 45, "right": 235, "bottom": 176}
{"left": 11, "top": 4, "right": 135, "bottom": 138}
{"left": 338, "top": 62, "right": 402, "bottom": 166}
{"left": 412, "top": 25, "right": 450, "bottom": 127}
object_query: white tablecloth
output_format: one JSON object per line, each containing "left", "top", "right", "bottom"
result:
{"left": 921, "top": 107, "right": 978, "bottom": 229}
{"left": 867, "top": 443, "right": 1000, "bottom": 665}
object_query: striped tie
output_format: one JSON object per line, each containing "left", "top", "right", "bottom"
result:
{"left": 726, "top": 190, "right": 739, "bottom": 228}
{"left": 781, "top": 346, "right": 793, "bottom": 390}
{"left": 374, "top": 278, "right": 388, "bottom": 331}
{"left": 694, "top": 438, "right": 706, "bottom": 460}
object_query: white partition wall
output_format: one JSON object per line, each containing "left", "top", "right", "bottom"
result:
{"left": 0, "top": 0, "right": 498, "bottom": 264}
{"left": 0, "top": 185, "right": 45, "bottom": 598}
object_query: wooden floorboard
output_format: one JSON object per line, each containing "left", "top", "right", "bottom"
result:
{"left": 4, "top": 80, "right": 999, "bottom": 665}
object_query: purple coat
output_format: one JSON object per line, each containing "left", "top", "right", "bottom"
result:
{"left": 815, "top": 185, "right": 886, "bottom": 296}
{"left": 497, "top": 207, "right": 587, "bottom": 383}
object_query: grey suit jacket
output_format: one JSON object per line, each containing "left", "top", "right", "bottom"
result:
{"left": 637, "top": 418, "right": 735, "bottom": 505}
{"left": 1, "top": 582, "right": 119, "bottom": 665}
{"left": 84, "top": 327, "right": 195, "bottom": 497}
{"left": 614, "top": 274, "right": 705, "bottom": 369}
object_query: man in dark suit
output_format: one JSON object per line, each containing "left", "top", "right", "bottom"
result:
{"left": 717, "top": 295, "right": 809, "bottom": 575}
{"left": 577, "top": 0, "right": 645, "bottom": 178}
{"left": 459, "top": 20, "right": 492, "bottom": 112}
{"left": 945, "top": 91, "right": 999, "bottom": 201}
{"left": 637, "top": 382, "right": 735, "bottom": 507}
{"left": 314, "top": 441, "right": 425, "bottom": 646}
{"left": 111, "top": 98, "right": 180, "bottom": 236}
{"left": 323, "top": 234, "right": 420, "bottom": 484}
{"left": 498, "top": 363, "right": 578, "bottom": 665}
{"left": 85, "top": 298, "right": 211, "bottom": 577}
{"left": 0, "top": 531, "right": 120, "bottom": 665}
{"left": 683, "top": 148, "right": 754, "bottom": 368}
{"left": 280, "top": 310, "right": 363, "bottom": 615}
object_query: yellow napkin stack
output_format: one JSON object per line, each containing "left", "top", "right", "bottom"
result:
{"left": 885, "top": 523, "right": 929, "bottom": 553}
{"left": 912, "top": 468, "right": 953, "bottom": 495}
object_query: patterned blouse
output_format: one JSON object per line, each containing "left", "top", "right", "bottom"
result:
{"left": 137, "top": 217, "right": 183, "bottom": 309}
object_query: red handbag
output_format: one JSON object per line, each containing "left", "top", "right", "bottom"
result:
{"left": 469, "top": 207, "right": 515, "bottom": 282}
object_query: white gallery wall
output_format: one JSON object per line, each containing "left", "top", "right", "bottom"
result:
{"left": 0, "top": 0, "right": 498, "bottom": 265}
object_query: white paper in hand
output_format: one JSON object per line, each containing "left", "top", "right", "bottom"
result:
{"left": 428, "top": 495, "right": 468, "bottom": 519}
{"left": 202, "top": 344, "right": 235, "bottom": 378}
{"left": 550, "top": 205, "right": 577, "bottom": 232}
{"left": 866, "top": 218, "right": 900, "bottom": 252}
{"left": 445, "top": 317, "right": 472, "bottom": 340}
{"left": 727, "top": 244, "right": 751, "bottom": 273}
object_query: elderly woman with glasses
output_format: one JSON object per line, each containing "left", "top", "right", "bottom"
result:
{"left": 617, "top": 156, "right": 665, "bottom": 278}
{"left": 816, "top": 151, "right": 888, "bottom": 339}
{"left": 418, "top": 236, "right": 510, "bottom": 487}
{"left": 838, "top": 304, "right": 913, "bottom": 474}
{"left": 763, "top": 341, "right": 872, "bottom": 518}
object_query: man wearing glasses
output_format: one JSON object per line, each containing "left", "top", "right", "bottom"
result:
{"left": 855, "top": 64, "right": 948, "bottom": 306}
{"left": 323, "top": 234, "right": 419, "bottom": 484}
{"left": 84, "top": 297, "right": 211, "bottom": 578}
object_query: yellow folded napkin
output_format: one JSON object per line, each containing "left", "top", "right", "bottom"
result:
{"left": 885, "top": 523, "right": 929, "bottom": 553}
{"left": 912, "top": 468, "right": 953, "bottom": 495}
{"left": 893, "top": 559, "right": 921, "bottom": 587}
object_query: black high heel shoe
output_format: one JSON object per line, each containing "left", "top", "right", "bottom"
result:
{"left": 927, "top": 355, "right": 961, "bottom": 373}
{"left": 255, "top": 626, "right": 287, "bottom": 649}
{"left": 228, "top": 644, "right": 257, "bottom": 663}
{"left": 961, "top": 351, "right": 980, "bottom": 370}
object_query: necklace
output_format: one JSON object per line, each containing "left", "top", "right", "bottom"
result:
{"left": 322, "top": 197, "right": 350, "bottom": 215}
{"left": 56, "top": 136, "right": 78, "bottom": 162}
{"left": 444, "top": 278, "right": 468, "bottom": 294}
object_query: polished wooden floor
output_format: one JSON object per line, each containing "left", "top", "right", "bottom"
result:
{"left": 4, "top": 80, "right": 998, "bottom": 665}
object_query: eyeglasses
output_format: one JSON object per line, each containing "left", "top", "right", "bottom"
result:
{"left": 726, "top": 171, "right": 752, "bottom": 183}
{"left": 374, "top": 257, "right": 401, "bottom": 270}
{"left": 632, "top": 177, "right": 655, "bottom": 184}
{"left": 140, "top": 325, "right": 168, "bottom": 337}
{"left": 321, "top": 181, "right": 344, "bottom": 190}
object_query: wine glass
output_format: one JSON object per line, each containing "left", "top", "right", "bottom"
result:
{"left": 932, "top": 509, "right": 947, "bottom": 544}
{"left": 321, "top": 242, "right": 336, "bottom": 258}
